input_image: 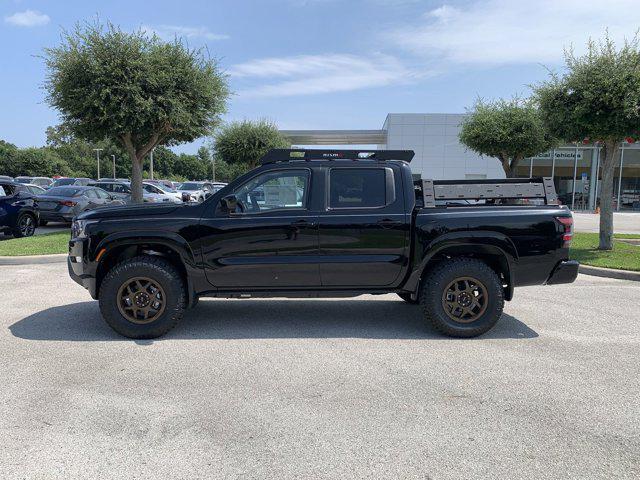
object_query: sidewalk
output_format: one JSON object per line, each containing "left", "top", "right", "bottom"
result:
{"left": 573, "top": 211, "right": 640, "bottom": 234}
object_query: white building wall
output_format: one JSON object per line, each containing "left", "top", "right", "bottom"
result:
{"left": 383, "top": 113, "right": 506, "bottom": 180}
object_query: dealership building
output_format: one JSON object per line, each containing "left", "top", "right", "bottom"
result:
{"left": 281, "top": 113, "right": 640, "bottom": 210}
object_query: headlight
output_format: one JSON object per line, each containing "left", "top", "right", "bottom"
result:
{"left": 71, "top": 219, "right": 93, "bottom": 239}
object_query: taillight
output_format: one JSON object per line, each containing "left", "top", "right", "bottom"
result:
{"left": 556, "top": 216, "right": 573, "bottom": 248}
{"left": 59, "top": 200, "right": 77, "bottom": 207}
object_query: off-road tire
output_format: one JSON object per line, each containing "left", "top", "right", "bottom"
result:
{"left": 420, "top": 258, "right": 504, "bottom": 338}
{"left": 397, "top": 292, "right": 419, "bottom": 304}
{"left": 99, "top": 255, "right": 186, "bottom": 339}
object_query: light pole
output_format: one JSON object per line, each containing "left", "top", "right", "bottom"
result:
{"left": 571, "top": 143, "right": 579, "bottom": 211}
{"left": 617, "top": 144, "right": 625, "bottom": 211}
{"left": 150, "top": 148, "right": 155, "bottom": 180}
{"left": 112, "top": 155, "right": 116, "bottom": 179}
{"left": 93, "top": 148, "right": 103, "bottom": 179}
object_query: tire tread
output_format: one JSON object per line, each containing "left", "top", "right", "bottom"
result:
{"left": 99, "top": 255, "right": 185, "bottom": 339}
{"left": 420, "top": 257, "right": 504, "bottom": 338}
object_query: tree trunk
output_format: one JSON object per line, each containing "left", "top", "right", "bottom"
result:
{"left": 130, "top": 154, "right": 144, "bottom": 204}
{"left": 499, "top": 153, "right": 514, "bottom": 178}
{"left": 506, "top": 156, "right": 521, "bottom": 178}
{"left": 598, "top": 140, "right": 619, "bottom": 250}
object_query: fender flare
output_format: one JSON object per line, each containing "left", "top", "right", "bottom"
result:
{"left": 92, "top": 230, "right": 199, "bottom": 304}
{"left": 405, "top": 230, "right": 518, "bottom": 299}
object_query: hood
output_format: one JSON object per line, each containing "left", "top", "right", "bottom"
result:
{"left": 76, "top": 202, "right": 185, "bottom": 221}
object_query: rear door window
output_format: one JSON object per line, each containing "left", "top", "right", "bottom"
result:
{"left": 329, "top": 168, "right": 388, "bottom": 208}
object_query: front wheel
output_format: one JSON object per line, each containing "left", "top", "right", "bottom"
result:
{"left": 420, "top": 258, "right": 504, "bottom": 338}
{"left": 99, "top": 255, "right": 186, "bottom": 339}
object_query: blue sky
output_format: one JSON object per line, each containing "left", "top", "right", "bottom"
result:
{"left": 2, "top": 0, "right": 639, "bottom": 153}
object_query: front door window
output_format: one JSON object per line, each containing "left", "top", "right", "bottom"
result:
{"left": 234, "top": 170, "right": 310, "bottom": 213}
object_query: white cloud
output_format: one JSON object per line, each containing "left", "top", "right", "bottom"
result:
{"left": 389, "top": 0, "right": 640, "bottom": 66}
{"left": 230, "top": 53, "right": 421, "bottom": 97}
{"left": 141, "top": 25, "right": 229, "bottom": 41}
{"left": 4, "top": 10, "right": 50, "bottom": 27}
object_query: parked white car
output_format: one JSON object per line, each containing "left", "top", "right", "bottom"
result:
{"left": 176, "top": 181, "right": 215, "bottom": 202}
{"left": 143, "top": 182, "right": 182, "bottom": 203}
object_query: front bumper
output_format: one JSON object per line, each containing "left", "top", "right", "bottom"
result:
{"left": 546, "top": 260, "right": 579, "bottom": 285}
{"left": 68, "top": 238, "right": 97, "bottom": 298}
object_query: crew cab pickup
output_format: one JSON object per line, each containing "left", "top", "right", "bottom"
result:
{"left": 68, "top": 149, "right": 579, "bottom": 339}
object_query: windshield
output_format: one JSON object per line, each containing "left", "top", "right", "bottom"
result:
{"left": 154, "top": 183, "right": 175, "bottom": 192}
{"left": 46, "top": 187, "right": 82, "bottom": 197}
{"left": 52, "top": 178, "right": 76, "bottom": 187}
{"left": 180, "top": 182, "right": 202, "bottom": 191}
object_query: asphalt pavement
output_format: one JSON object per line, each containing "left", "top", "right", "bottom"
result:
{"left": 0, "top": 263, "right": 638, "bottom": 479}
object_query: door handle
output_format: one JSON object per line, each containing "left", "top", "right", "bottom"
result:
{"left": 291, "top": 219, "right": 317, "bottom": 227}
{"left": 377, "top": 218, "right": 400, "bottom": 229}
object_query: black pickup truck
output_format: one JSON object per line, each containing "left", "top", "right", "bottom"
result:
{"left": 68, "top": 149, "right": 578, "bottom": 339}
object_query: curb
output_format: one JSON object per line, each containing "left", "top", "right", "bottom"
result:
{"left": 0, "top": 253, "right": 67, "bottom": 266}
{"left": 579, "top": 264, "right": 640, "bottom": 282}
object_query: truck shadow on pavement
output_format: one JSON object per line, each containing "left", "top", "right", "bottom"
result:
{"left": 10, "top": 298, "right": 538, "bottom": 342}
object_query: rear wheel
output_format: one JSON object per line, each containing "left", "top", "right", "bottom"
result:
{"left": 99, "top": 255, "right": 186, "bottom": 339}
{"left": 420, "top": 258, "right": 504, "bottom": 338}
{"left": 13, "top": 213, "right": 36, "bottom": 238}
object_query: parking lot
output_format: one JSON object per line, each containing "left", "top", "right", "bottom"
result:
{"left": 0, "top": 262, "right": 638, "bottom": 479}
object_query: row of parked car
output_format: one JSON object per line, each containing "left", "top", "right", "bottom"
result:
{"left": 0, "top": 176, "right": 226, "bottom": 238}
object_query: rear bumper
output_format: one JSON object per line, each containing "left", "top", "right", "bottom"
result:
{"left": 68, "top": 238, "right": 97, "bottom": 299}
{"left": 546, "top": 260, "right": 579, "bottom": 285}
{"left": 41, "top": 211, "right": 74, "bottom": 222}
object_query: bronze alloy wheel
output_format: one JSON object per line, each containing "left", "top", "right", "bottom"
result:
{"left": 117, "top": 277, "right": 167, "bottom": 324}
{"left": 441, "top": 276, "right": 488, "bottom": 324}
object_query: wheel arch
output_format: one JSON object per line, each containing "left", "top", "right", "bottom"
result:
{"left": 409, "top": 233, "right": 517, "bottom": 301}
{"left": 94, "top": 233, "right": 197, "bottom": 307}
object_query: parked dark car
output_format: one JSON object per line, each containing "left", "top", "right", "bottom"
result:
{"left": 68, "top": 149, "right": 578, "bottom": 340}
{"left": 14, "top": 176, "right": 53, "bottom": 188}
{"left": 0, "top": 181, "right": 39, "bottom": 237}
{"left": 37, "top": 186, "right": 124, "bottom": 225}
{"left": 51, "top": 177, "right": 94, "bottom": 188}
{"left": 89, "top": 181, "right": 132, "bottom": 200}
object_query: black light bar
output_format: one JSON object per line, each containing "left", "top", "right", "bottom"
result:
{"left": 259, "top": 149, "right": 415, "bottom": 164}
